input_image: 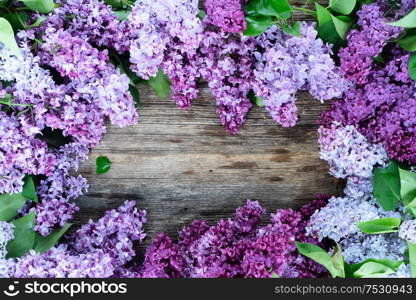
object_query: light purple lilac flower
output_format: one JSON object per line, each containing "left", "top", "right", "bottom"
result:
{"left": 127, "top": 0, "right": 203, "bottom": 80}
{"left": 138, "top": 198, "right": 329, "bottom": 278}
{"left": 15, "top": 201, "right": 147, "bottom": 278}
{"left": 253, "top": 24, "right": 346, "bottom": 127}
{"left": 318, "top": 122, "right": 388, "bottom": 179}
{"left": 204, "top": 0, "right": 247, "bottom": 33}
{"left": 321, "top": 2, "right": 416, "bottom": 164}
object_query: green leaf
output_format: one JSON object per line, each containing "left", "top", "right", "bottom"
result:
{"left": 350, "top": 259, "right": 403, "bottom": 278}
{"left": 296, "top": 242, "right": 345, "bottom": 278}
{"left": 6, "top": 212, "right": 36, "bottom": 258}
{"left": 356, "top": 217, "right": 401, "bottom": 234}
{"left": 22, "top": 176, "right": 38, "bottom": 203}
{"left": 406, "top": 198, "right": 416, "bottom": 217}
{"left": 397, "top": 33, "right": 416, "bottom": 51}
{"left": 408, "top": 52, "right": 416, "bottom": 81}
{"left": 271, "top": 272, "right": 279, "bottom": 278}
{"left": 18, "top": 0, "right": 56, "bottom": 14}
{"left": 33, "top": 223, "right": 72, "bottom": 254}
{"left": 244, "top": 14, "right": 273, "bottom": 36}
{"left": 329, "top": 0, "right": 356, "bottom": 15}
{"left": 147, "top": 69, "right": 172, "bottom": 99}
{"left": 388, "top": 8, "right": 416, "bottom": 28}
{"left": 281, "top": 21, "right": 301, "bottom": 37}
{"left": 96, "top": 156, "right": 111, "bottom": 174}
{"left": 408, "top": 242, "right": 416, "bottom": 277}
{"left": 373, "top": 161, "right": 401, "bottom": 211}
{"left": 0, "top": 192, "right": 27, "bottom": 222}
{"left": 0, "top": 18, "right": 21, "bottom": 58}
{"left": 245, "top": 0, "right": 292, "bottom": 19}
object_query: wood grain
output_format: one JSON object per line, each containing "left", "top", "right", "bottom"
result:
{"left": 74, "top": 0, "right": 339, "bottom": 255}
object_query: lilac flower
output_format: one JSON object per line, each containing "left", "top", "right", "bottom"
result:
{"left": 127, "top": 0, "right": 203, "bottom": 80}
{"left": 340, "top": 233, "right": 408, "bottom": 265}
{"left": 198, "top": 24, "right": 255, "bottom": 133}
{"left": 321, "top": 3, "right": 416, "bottom": 164}
{"left": 338, "top": 3, "right": 402, "bottom": 84}
{"left": 140, "top": 199, "right": 328, "bottom": 278}
{"left": 0, "top": 222, "right": 15, "bottom": 278}
{"left": 140, "top": 233, "right": 187, "bottom": 278}
{"left": 307, "top": 176, "right": 402, "bottom": 242}
{"left": 399, "top": 220, "right": 416, "bottom": 244}
{"left": 68, "top": 201, "right": 147, "bottom": 267}
{"left": 40, "top": 27, "right": 138, "bottom": 129}
{"left": 318, "top": 123, "right": 388, "bottom": 179}
{"left": 204, "top": 0, "right": 247, "bottom": 33}
{"left": 15, "top": 201, "right": 148, "bottom": 278}
{"left": 253, "top": 24, "right": 346, "bottom": 127}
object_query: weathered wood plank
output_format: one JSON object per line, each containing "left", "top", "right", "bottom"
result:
{"left": 76, "top": 84, "right": 342, "bottom": 254}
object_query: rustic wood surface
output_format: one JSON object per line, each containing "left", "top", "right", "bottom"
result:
{"left": 75, "top": 0, "right": 339, "bottom": 256}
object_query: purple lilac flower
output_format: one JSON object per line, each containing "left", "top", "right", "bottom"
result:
{"left": 139, "top": 233, "right": 187, "bottom": 278}
{"left": 160, "top": 0, "right": 203, "bottom": 109}
{"left": 253, "top": 24, "right": 346, "bottom": 127}
{"left": 127, "top": 0, "right": 203, "bottom": 80}
{"left": 204, "top": 0, "right": 247, "bottom": 33}
{"left": 68, "top": 201, "right": 147, "bottom": 267}
{"left": 318, "top": 123, "right": 387, "bottom": 179}
{"left": 33, "top": 143, "right": 89, "bottom": 236}
{"left": 0, "top": 222, "right": 15, "bottom": 278}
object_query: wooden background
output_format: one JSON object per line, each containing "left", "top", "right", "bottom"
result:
{"left": 75, "top": 0, "right": 339, "bottom": 255}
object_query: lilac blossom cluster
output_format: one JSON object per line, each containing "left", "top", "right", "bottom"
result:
{"left": 0, "top": 222, "right": 15, "bottom": 278}
{"left": 204, "top": 0, "right": 247, "bottom": 33}
{"left": 253, "top": 24, "right": 346, "bottom": 127}
{"left": 0, "top": 0, "right": 139, "bottom": 235}
{"left": 310, "top": 120, "right": 410, "bottom": 276}
{"left": 126, "top": 0, "right": 203, "bottom": 80}
{"left": 121, "top": 198, "right": 330, "bottom": 278}
{"left": 320, "top": 2, "right": 416, "bottom": 164}
{"left": 318, "top": 122, "right": 388, "bottom": 179}
{"left": 14, "top": 201, "right": 147, "bottom": 278}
